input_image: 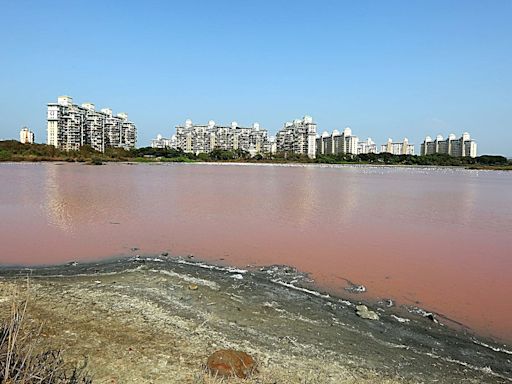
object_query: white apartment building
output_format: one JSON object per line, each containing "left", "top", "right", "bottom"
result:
{"left": 380, "top": 138, "right": 415, "bottom": 155}
{"left": 357, "top": 137, "right": 377, "bottom": 154}
{"left": 174, "top": 119, "right": 271, "bottom": 155}
{"left": 316, "top": 127, "right": 359, "bottom": 156}
{"left": 47, "top": 96, "right": 136, "bottom": 152}
{"left": 151, "top": 134, "right": 177, "bottom": 149}
{"left": 19, "top": 127, "right": 35, "bottom": 144}
{"left": 276, "top": 116, "right": 317, "bottom": 159}
{"left": 267, "top": 136, "right": 277, "bottom": 156}
{"left": 420, "top": 132, "right": 477, "bottom": 158}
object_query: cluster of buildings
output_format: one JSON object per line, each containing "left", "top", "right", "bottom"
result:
{"left": 15, "top": 99, "right": 478, "bottom": 159}
{"left": 154, "top": 119, "right": 275, "bottom": 156}
{"left": 420, "top": 133, "right": 477, "bottom": 158}
{"left": 380, "top": 137, "right": 415, "bottom": 155}
{"left": 315, "top": 127, "right": 415, "bottom": 157}
{"left": 46, "top": 96, "right": 136, "bottom": 152}
{"left": 151, "top": 134, "right": 175, "bottom": 149}
{"left": 153, "top": 115, "right": 476, "bottom": 158}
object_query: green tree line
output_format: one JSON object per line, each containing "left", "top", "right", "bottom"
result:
{"left": 1, "top": 140, "right": 510, "bottom": 168}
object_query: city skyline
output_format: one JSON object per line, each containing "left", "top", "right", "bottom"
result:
{"left": 153, "top": 117, "right": 478, "bottom": 158}
{"left": 0, "top": 1, "right": 511, "bottom": 156}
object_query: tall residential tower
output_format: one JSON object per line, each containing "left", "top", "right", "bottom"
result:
{"left": 315, "top": 127, "right": 359, "bottom": 156}
{"left": 47, "top": 96, "right": 136, "bottom": 152}
{"left": 174, "top": 119, "right": 271, "bottom": 155}
{"left": 380, "top": 138, "right": 415, "bottom": 155}
{"left": 19, "top": 127, "right": 35, "bottom": 144}
{"left": 420, "top": 133, "right": 477, "bottom": 157}
{"left": 276, "top": 116, "right": 317, "bottom": 158}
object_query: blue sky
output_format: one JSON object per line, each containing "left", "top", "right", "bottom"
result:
{"left": 0, "top": 0, "right": 511, "bottom": 155}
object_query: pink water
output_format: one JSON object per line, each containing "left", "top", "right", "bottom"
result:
{"left": 1, "top": 162, "right": 511, "bottom": 342}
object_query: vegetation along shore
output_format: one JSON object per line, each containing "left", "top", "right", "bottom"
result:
{"left": 1, "top": 140, "right": 510, "bottom": 169}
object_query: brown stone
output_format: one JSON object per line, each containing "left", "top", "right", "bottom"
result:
{"left": 207, "top": 349, "right": 255, "bottom": 378}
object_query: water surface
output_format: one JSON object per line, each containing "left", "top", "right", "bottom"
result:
{"left": 1, "top": 162, "right": 511, "bottom": 342}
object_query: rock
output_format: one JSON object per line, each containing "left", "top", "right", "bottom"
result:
{"left": 391, "top": 314, "right": 410, "bottom": 323}
{"left": 161, "top": 252, "right": 169, "bottom": 257}
{"left": 345, "top": 284, "right": 366, "bottom": 293}
{"left": 356, "top": 305, "right": 380, "bottom": 320}
{"left": 384, "top": 299, "right": 394, "bottom": 307}
{"left": 408, "top": 307, "right": 439, "bottom": 323}
{"left": 188, "top": 284, "right": 198, "bottom": 290}
{"left": 207, "top": 349, "right": 255, "bottom": 378}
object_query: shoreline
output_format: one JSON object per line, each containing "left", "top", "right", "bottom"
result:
{"left": 3, "top": 251, "right": 510, "bottom": 344}
{"left": 1, "top": 255, "right": 511, "bottom": 383}
{"left": 2, "top": 158, "right": 512, "bottom": 171}
{"left": 1, "top": 141, "right": 510, "bottom": 170}
{"left": 3, "top": 252, "right": 512, "bottom": 345}
{"left": 2, "top": 159, "right": 512, "bottom": 173}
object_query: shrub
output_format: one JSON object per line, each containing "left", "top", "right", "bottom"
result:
{"left": 0, "top": 286, "right": 92, "bottom": 383}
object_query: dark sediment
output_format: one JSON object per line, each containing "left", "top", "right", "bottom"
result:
{"left": 0, "top": 256, "right": 511, "bottom": 383}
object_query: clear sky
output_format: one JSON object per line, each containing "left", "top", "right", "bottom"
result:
{"left": 0, "top": 0, "right": 510, "bottom": 155}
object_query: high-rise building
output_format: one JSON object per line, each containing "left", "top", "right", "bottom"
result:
{"left": 357, "top": 138, "right": 377, "bottom": 154}
{"left": 82, "top": 103, "right": 105, "bottom": 152}
{"left": 47, "top": 96, "right": 136, "bottom": 152}
{"left": 19, "top": 127, "right": 35, "bottom": 144}
{"left": 315, "top": 127, "right": 359, "bottom": 156}
{"left": 420, "top": 132, "right": 477, "bottom": 158}
{"left": 276, "top": 116, "right": 317, "bottom": 158}
{"left": 151, "top": 134, "right": 177, "bottom": 149}
{"left": 380, "top": 138, "right": 415, "bottom": 155}
{"left": 174, "top": 119, "right": 271, "bottom": 155}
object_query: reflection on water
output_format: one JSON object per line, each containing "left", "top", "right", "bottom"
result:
{"left": 0, "top": 162, "right": 511, "bottom": 343}
{"left": 43, "top": 164, "right": 73, "bottom": 232}
{"left": 42, "top": 163, "right": 141, "bottom": 233}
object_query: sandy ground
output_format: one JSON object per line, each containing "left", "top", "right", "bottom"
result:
{"left": 0, "top": 258, "right": 510, "bottom": 384}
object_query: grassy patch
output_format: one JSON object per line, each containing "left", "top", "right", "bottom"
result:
{"left": 0, "top": 283, "right": 92, "bottom": 383}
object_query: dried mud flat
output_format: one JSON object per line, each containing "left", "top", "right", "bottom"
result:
{"left": 0, "top": 257, "right": 511, "bottom": 384}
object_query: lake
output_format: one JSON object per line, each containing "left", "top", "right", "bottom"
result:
{"left": 1, "top": 162, "right": 511, "bottom": 343}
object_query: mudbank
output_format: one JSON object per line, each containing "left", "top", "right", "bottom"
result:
{"left": 0, "top": 256, "right": 511, "bottom": 383}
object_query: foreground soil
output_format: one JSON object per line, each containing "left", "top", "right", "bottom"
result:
{"left": 0, "top": 257, "right": 511, "bottom": 383}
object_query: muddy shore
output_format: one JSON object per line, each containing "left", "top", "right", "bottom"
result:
{"left": 0, "top": 256, "right": 511, "bottom": 383}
